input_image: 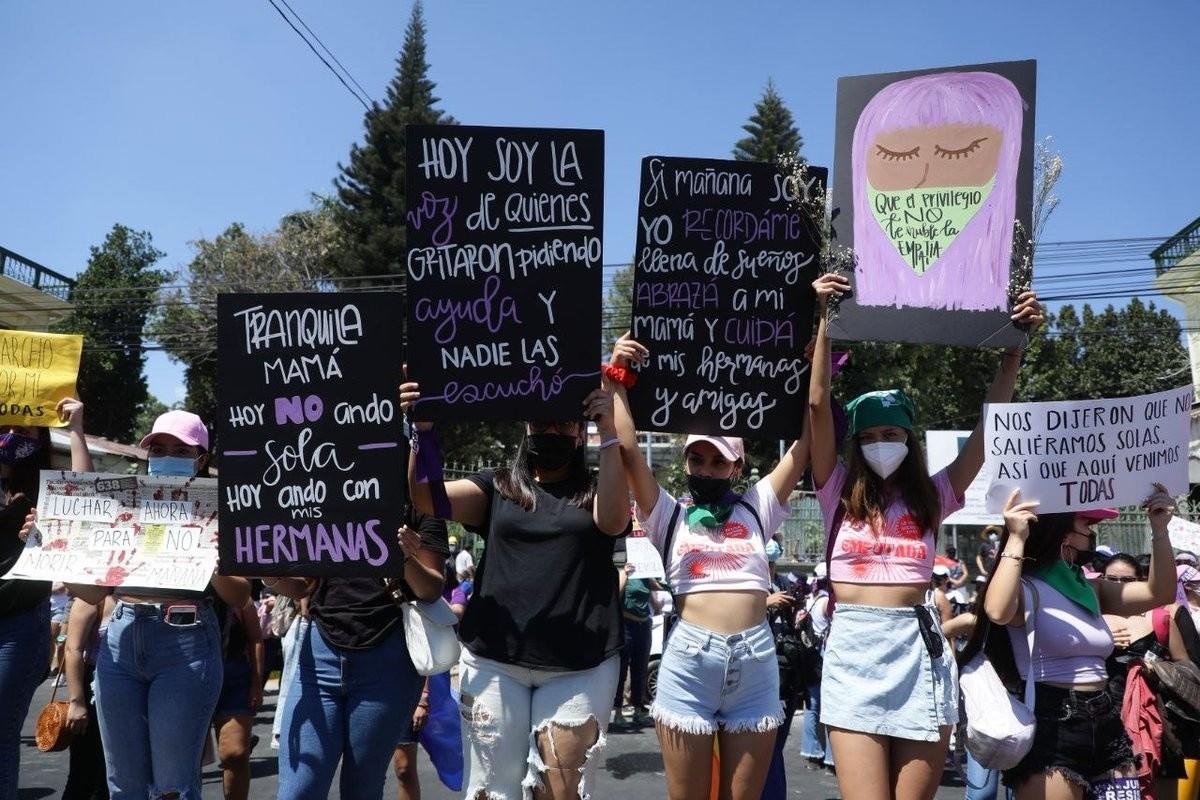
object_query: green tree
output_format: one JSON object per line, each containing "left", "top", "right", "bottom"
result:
{"left": 133, "top": 395, "right": 170, "bottom": 440}
{"left": 53, "top": 225, "right": 169, "bottom": 442}
{"left": 151, "top": 199, "right": 337, "bottom": 431}
{"left": 733, "top": 79, "right": 803, "bottom": 163}
{"left": 332, "top": 1, "right": 453, "bottom": 282}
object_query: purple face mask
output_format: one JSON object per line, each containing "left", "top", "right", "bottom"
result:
{"left": 0, "top": 432, "right": 42, "bottom": 465}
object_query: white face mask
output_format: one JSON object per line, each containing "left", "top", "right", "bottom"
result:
{"left": 861, "top": 442, "right": 908, "bottom": 479}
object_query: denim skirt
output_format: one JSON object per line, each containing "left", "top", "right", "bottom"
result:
{"left": 819, "top": 603, "right": 958, "bottom": 742}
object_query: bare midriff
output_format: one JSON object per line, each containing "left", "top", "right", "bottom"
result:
{"left": 677, "top": 590, "right": 769, "bottom": 634}
{"left": 832, "top": 581, "right": 929, "bottom": 608}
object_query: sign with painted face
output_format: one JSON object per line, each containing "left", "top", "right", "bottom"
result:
{"left": 827, "top": 60, "right": 1037, "bottom": 348}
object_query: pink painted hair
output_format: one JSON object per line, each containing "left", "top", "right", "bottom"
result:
{"left": 851, "top": 71, "right": 1024, "bottom": 310}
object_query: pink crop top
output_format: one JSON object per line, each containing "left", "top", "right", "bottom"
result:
{"left": 1008, "top": 576, "right": 1113, "bottom": 685}
{"left": 637, "top": 477, "right": 788, "bottom": 596}
{"left": 817, "top": 461, "right": 963, "bottom": 584}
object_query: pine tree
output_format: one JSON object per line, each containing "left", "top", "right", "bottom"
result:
{"left": 733, "top": 79, "right": 803, "bottom": 164}
{"left": 332, "top": 1, "right": 453, "bottom": 282}
{"left": 52, "top": 225, "right": 169, "bottom": 442}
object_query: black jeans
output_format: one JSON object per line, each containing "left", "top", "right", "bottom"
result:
{"left": 615, "top": 617, "right": 652, "bottom": 710}
{"left": 63, "top": 664, "right": 108, "bottom": 800}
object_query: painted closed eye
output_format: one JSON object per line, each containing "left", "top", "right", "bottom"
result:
{"left": 874, "top": 144, "right": 920, "bottom": 162}
{"left": 933, "top": 137, "right": 989, "bottom": 160}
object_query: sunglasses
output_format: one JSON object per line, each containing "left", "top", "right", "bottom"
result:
{"left": 1101, "top": 575, "right": 1142, "bottom": 583}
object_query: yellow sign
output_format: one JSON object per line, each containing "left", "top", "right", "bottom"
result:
{"left": 0, "top": 330, "right": 83, "bottom": 427}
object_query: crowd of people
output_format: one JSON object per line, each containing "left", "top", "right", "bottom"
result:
{"left": 0, "top": 273, "right": 1197, "bottom": 800}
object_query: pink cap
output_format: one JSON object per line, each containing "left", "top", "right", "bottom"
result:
{"left": 1076, "top": 508, "right": 1119, "bottom": 523}
{"left": 683, "top": 435, "right": 744, "bottom": 463}
{"left": 139, "top": 410, "right": 209, "bottom": 451}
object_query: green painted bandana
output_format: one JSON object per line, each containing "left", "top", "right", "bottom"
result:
{"left": 686, "top": 503, "right": 734, "bottom": 530}
{"left": 869, "top": 178, "right": 995, "bottom": 274}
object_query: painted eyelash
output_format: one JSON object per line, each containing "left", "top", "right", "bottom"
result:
{"left": 934, "top": 137, "right": 989, "bottom": 159}
{"left": 875, "top": 144, "right": 920, "bottom": 161}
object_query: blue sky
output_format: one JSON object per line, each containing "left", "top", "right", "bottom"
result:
{"left": 2, "top": 1, "right": 1197, "bottom": 408}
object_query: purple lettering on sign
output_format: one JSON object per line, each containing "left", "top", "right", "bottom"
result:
{"left": 411, "top": 274, "right": 522, "bottom": 344}
{"left": 405, "top": 191, "right": 459, "bottom": 247}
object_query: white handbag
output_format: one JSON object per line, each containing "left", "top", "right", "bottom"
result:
{"left": 400, "top": 597, "right": 461, "bottom": 676}
{"left": 960, "top": 579, "right": 1039, "bottom": 770}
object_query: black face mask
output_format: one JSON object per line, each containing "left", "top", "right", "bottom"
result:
{"left": 687, "top": 474, "right": 732, "bottom": 505}
{"left": 526, "top": 433, "right": 578, "bottom": 472}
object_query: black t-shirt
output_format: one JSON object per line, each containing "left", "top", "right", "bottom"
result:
{"left": 308, "top": 513, "right": 449, "bottom": 650}
{"left": 0, "top": 494, "right": 50, "bottom": 619}
{"left": 460, "top": 469, "right": 627, "bottom": 671}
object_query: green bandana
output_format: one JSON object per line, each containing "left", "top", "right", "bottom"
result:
{"left": 869, "top": 178, "right": 995, "bottom": 275}
{"left": 686, "top": 503, "right": 734, "bottom": 530}
{"left": 1032, "top": 559, "right": 1100, "bottom": 617}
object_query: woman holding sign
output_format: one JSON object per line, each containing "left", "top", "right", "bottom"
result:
{"left": 400, "top": 378, "right": 629, "bottom": 800}
{"left": 961, "top": 487, "right": 1178, "bottom": 800}
{"left": 82, "top": 410, "right": 251, "bottom": 800}
{"left": 1, "top": 398, "right": 91, "bottom": 799}
{"left": 607, "top": 335, "right": 812, "bottom": 800}
{"left": 807, "top": 273, "right": 1043, "bottom": 800}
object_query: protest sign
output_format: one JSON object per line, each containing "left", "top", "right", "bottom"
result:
{"left": 405, "top": 124, "right": 604, "bottom": 422}
{"left": 1168, "top": 516, "right": 1200, "bottom": 555}
{"left": 628, "top": 156, "right": 826, "bottom": 438}
{"left": 983, "top": 386, "right": 1194, "bottom": 514}
{"left": 626, "top": 534, "right": 666, "bottom": 580}
{"left": 2, "top": 471, "right": 218, "bottom": 591}
{"left": 216, "top": 293, "right": 408, "bottom": 577}
{"left": 925, "top": 430, "right": 1002, "bottom": 526}
{"left": 827, "top": 59, "right": 1036, "bottom": 348}
{"left": 0, "top": 329, "right": 82, "bottom": 427}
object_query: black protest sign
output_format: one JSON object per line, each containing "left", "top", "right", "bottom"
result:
{"left": 826, "top": 59, "right": 1036, "bottom": 348}
{"left": 627, "top": 156, "right": 826, "bottom": 439}
{"left": 405, "top": 125, "right": 604, "bottom": 422}
{"left": 216, "top": 293, "right": 407, "bottom": 577}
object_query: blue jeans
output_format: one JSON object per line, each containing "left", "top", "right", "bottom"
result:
{"left": 615, "top": 616, "right": 651, "bottom": 709}
{"left": 94, "top": 601, "right": 223, "bottom": 800}
{"left": 0, "top": 601, "right": 51, "bottom": 800}
{"left": 278, "top": 620, "right": 423, "bottom": 800}
{"left": 800, "top": 680, "right": 825, "bottom": 760}
{"left": 966, "top": 750, "right": 1001, "bottom": 800}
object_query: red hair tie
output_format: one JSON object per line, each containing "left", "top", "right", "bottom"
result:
{"left": 601, "top": 363, "right": 638, "bottom": 389}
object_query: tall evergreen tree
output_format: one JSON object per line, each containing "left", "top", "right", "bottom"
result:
{"left": 52, "top": 225, "right": 169, "bottom": 442}
{"left": 332, "top": 1, "right": 453, "bottom": 281}
{"left": 733, "top": 79, "right": 803, "bottom": 163}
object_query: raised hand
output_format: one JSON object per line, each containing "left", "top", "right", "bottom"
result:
{"left": 1010, "top": 291, "right": 1045, "bottom": 331}
{"left": 812, "top": 273, "right": 851, "bottom": 309}
{"left": 583, "top": 388, "right": 616, "bottom": 437}
{"left": 611, "top": 332, "right": 648, "bottom": 369}
{"left": 1002, "top": 489, "right": 1039, "bottom": 541}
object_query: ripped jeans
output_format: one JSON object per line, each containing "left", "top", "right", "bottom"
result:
{"left": 94, "top": 601, "right": 223, "bottom": 800}
{"left": 458, "top": 648, "right": 619, "bottom": 800}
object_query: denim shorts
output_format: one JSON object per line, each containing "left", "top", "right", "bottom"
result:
{"left": 1002, "top": 684, "right": 1136, "bottom": 789}
{"left": 819, "top": 603, "right": 958, "bottom": 742}
{"left": 650, "top": 618, "right": 783, "bottom": 735}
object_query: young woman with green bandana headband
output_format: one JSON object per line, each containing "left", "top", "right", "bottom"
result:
{"left": 608, "top": 333, "right": 812, "bottom": 800}
{"left": 807, "top": 272, "right": 1044, "bottom": 800}
{"left": 960, "top": 486, "right": 1178, "bottom": 800}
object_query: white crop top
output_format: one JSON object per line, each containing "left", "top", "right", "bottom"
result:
{"left": 636, "top": 477, "right": 788, "bottom": 596}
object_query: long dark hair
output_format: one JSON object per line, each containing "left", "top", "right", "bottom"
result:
{"left": 957, "top": 511, "right": 1076, "bottom": 686}
{"left": 1, "top": 427, "right": 53, "bottom": 502}
{"left": 1105, "top": 553, "right": 1144, "bottom": 578}
{"left": 493, "top": 428, "right": 595, "bottom": 512}
{"left": 841, "top": 432, "right": 941, "bottom": 535}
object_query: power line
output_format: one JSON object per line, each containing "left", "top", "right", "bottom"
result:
{"left": 264, "top": 0, "right": 371, "bottom": 111}
{"left": 273, "top": 0, "right": 375, "bottom": 106}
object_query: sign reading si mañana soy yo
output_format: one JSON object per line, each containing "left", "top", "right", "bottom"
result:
{"left": 405, "top": 124, "right": 604, "bottom": 422}
{"left": 983, "top": 386, "right": 1194, "bottom": 514}
{"left": 216, "top": 293, "right": 408, "bottom": 577}
{"left": 629, "top": 156, "right": 826, "bottom": 439}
